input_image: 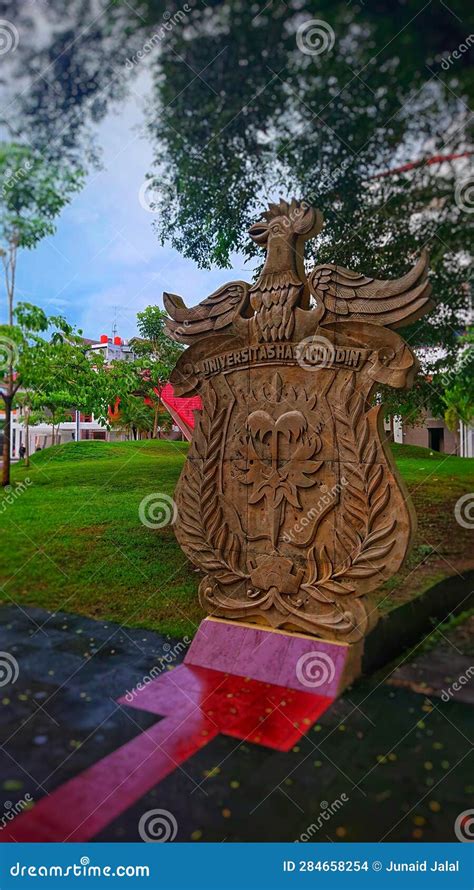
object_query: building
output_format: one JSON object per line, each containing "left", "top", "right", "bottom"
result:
{"left": 389, "top": 413, "right": 472, "bottom": 455}
{"left": 388, "top": 341, "right": 474, "bottom": 456}
{"left": 6, "top": 336, "right": 132, "bottom": 457}
{"left": 5, "top": 334, "right": 196, "bottom": 458}
{"left": 87, "top": 334, "right": 136, "bottom": 365}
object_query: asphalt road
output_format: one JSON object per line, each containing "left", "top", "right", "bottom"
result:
{"left": 0, "top": 605, "right": 471, "bottom": 843}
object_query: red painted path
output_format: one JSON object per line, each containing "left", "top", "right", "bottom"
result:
{"left": 4, "top": 622, "right": 346, "bottom": 841}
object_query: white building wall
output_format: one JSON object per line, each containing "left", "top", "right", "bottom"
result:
{"left": 9, "top": 411, "right": 127, "bottom": 458}
{"left": 459, "top": 421, "right": 474, "bottom": 458}
{"left": 393, "top": 415, "right": 404, "bottom": 444}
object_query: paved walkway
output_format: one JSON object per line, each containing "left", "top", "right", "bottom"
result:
{"left": 0, "top": 605, "right": 472, "bottom": 842}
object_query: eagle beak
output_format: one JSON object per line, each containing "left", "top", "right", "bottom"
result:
{"left": 248, "top": 222, "right": 269, "bottom": 245}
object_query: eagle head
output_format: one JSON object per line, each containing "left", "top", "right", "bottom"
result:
{"left": 248, "top": 198, "right": 322, "bottom": 246}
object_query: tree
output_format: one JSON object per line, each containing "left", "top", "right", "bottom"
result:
{"left": 96, "top": 353, "right": 152, "bottom": 441}
{"left": 143, "top": 0, "right": 473, "bottom": 422}
{"left": 5, "top": 1, "right": 473, "bottom": 417}
{"left": 14, "top": 392, "right": 41, "bottom": 467}
{"left": 0, "top": 143, "right": 85, "bottom": 324}
{"left": 0, "top": 144, "right": 85, "bottom": 481}
{"left": 28, "top": 400, "right": 71, "bottom": 448}
{"left": 101, "top": 308, "right": 183, "bottom": 441}
{"left": 146, "top": 1, "right": 472, "bottom": 265}
{"left": 0, "top": 303, "right": 110, "bottom": 485}
{"left": 0, "top": 303, "right": 53, "bottom": 485}
{"left": 109, "top": 394, "right": 154, "bottom": 441}
{"left": 136, "top": 306, "right": 184, "bottom": 370}
{"left": 132, "top": 306, "right": 184, "bottom": 438}
{"left": 441, "top": 329, "right": 474, "bottom": 432}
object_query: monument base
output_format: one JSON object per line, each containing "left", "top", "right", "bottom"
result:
{"left": 6, "top": 618, "right": 363, "bottom": 842}
{"left": 185, "top": 617, "right": 363, "bottom": 698}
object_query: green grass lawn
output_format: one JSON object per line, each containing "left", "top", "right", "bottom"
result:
{"left": 1, "top": 439, "right": 473, "bottom": 637}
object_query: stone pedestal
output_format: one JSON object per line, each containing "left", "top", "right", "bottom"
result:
{"left": 185, "top": 617, "right": 363, "bottom": 697}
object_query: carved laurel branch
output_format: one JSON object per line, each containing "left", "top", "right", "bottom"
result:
{"left": 178, "top": 382, "right": 247, "bottom": 585}
{"left": 302, "top": 372, "right": 396, "bottom": 602}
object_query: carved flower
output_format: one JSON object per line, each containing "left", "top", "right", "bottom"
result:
{"left": 234, "top": 409, "right": 322, "bottom": 511}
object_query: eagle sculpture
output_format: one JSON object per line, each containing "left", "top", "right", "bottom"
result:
{"left": 164, "top": 198, "right": 432, "bottom": 344}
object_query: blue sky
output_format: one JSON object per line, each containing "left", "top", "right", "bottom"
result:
{"left": 14, "top": 74, "right": 252, "bottom": 342}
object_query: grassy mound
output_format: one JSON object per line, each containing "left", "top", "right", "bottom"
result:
{"left": 1, "top": 439, "right": 473, "bottom": 636}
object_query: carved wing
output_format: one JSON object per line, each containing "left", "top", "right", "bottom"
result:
{"left": 309, "top": 250, "right": 432, "bottom": 328}
{"left": 164, "top": 281, "right": 250, "bottom": 344}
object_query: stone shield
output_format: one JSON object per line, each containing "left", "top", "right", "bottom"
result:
{"left": 171, "top": 321, "right": 416, "bottom": 643}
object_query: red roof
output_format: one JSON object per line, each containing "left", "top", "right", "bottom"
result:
{"left": 160, "top": 383, "right": 202, "bottom": 439}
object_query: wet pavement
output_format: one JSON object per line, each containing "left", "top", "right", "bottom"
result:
{"left": 0, "top": 605, "right": 472, "bottom": 843}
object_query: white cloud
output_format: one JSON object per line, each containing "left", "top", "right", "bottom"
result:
{"left": 17, "top": 68, "right": 259, "bottom": 339}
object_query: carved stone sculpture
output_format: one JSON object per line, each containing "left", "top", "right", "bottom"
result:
{"left": 165, "top": 199, "right": 433, "bottom": 643}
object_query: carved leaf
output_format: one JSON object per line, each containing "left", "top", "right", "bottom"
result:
{"left": 363, "top": 519, "right": 396, "bottom": 548}
{"left": 306, "top": 372, "right": 398, "bottom": 589}
{"left": 343, "top": 565, "right": 382, "bottom": 578}
{"left": 178, "top": 381, "right": 247, "bottom": 585}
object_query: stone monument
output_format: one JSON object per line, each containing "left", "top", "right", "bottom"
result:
{"left": 165, "top": 199, "right": 432, "bottom": 649}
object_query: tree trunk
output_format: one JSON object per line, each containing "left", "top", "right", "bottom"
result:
{"left": 1, "top": 241, "right": 18, "bottom": 486}
{"left": 1, "top": 395, "right": 12, "bottom": 487}
{"left": 153, "top": 403, "right": 160, "bottom": 439}
{"left": 24, "top": 407, "right": 30, "bottom": 467}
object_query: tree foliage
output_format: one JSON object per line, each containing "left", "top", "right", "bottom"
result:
{"left": 3, "top": 0, "right": 473, "bottom": 419}
{"left": 442, "top": 328, "right": 474, "bottom": 430}
{"left": 107, "top": 307, "right": 184, "bottom": 438}
{"left": 134, "top": 306, "right": 184, "bottom": 376}
{"left": 0, "top": 304, "right": 114, "bottom": 482}
{"left": 109, "top": 394, "right": 155, "bottom": 440}
{"left": 0, "top": 143, "right": 84, "bottom": 249}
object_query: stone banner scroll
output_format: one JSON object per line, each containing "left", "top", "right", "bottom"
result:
{"left": 164, "top": 199, "right": 433, "bottom": 643}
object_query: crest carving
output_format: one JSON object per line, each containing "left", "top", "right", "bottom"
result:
{"left": 165, "top": 199, "right": 433, "bottom": 642}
